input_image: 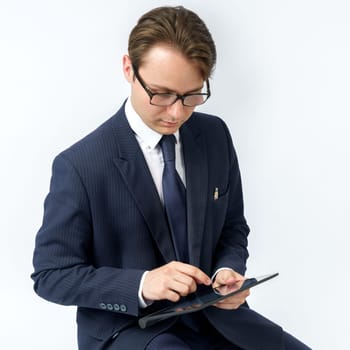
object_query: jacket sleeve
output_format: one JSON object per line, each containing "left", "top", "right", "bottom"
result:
{"left": 31, "top": 153, "right": 143, "bottom": 317}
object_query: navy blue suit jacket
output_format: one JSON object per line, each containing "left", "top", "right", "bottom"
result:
{"left": 32, "top": 104, "right": 283, "bottom": 349}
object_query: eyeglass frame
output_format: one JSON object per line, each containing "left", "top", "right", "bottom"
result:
{"left": 132, "top": 63, "right": 211, "bottom": 107}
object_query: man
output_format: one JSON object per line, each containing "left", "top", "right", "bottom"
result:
{"left": 32, "top": 6, "right": 310, "bottom": 349}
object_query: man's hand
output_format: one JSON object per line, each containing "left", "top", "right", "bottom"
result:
{"left": 142, "top": 261, "right": 211, "bottom": 302}
{"left": 213, "top": 269, "right": 250, "bottom": 310}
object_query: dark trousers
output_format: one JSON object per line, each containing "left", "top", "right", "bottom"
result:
{"left": 107, "top": 313, "right": 311, "bottom": 350}
{"left": 146, "top": 320, "right": 242, "bottom": 350}
{"left": 146, "top": 328, "right": 310, "bottom": 350}
{"left": 145, "top": 314, "right": 311, "bottom": 350}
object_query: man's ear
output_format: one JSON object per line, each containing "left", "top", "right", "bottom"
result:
{"left": 122, "top": 55, "right": 133, "bottom": 82}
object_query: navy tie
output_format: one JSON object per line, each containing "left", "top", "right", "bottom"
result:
{"left": 160, "top": 135, "right": 188, "bottom": 262}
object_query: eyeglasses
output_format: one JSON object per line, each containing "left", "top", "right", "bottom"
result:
{"left": 132, "top": 64, "right": 211, "bottom": 107}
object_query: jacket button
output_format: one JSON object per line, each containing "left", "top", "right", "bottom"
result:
{"left": 99, "top": 303, "right": 107, "bottom": 310}
{"left": 120, "top": 304, "right": 127, "bottom": 312}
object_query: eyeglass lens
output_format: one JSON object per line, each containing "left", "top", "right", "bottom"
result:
{"left": 151, "top": 93, "right": 207, "bottom": 107}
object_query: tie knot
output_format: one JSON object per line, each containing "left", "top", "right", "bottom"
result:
{"left": 160, "top": 134, "right": 176, "bottom": 163}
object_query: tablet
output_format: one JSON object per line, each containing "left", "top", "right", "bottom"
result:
{"left": 138, "top": 272, "right": 278, "bottom": 328}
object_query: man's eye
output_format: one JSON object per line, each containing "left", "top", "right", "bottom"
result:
{"left": 156, "top": 93, "right": 175, "bottom": 98}
{"left": 157, "top": 92, "right": 174, "bottom": 95}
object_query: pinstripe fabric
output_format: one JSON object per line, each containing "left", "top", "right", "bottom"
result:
{"left": 32, "top": 102, "right": 286, "bottom": 350}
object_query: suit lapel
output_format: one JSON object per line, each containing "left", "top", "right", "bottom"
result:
{"left": 111, "top": 108, "right": 176, "bottom": 262}
{"left": 181, "top": 121, "right": 208, "bottom": 265}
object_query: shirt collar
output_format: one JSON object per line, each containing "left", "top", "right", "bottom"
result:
{"left": 125, "top": 98, "right": 180, "bottom": 148}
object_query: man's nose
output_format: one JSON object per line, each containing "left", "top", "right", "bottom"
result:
{"left": 166, "top": 99, "right": 185, "bottom": 120}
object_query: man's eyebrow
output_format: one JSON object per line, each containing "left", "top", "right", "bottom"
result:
{"left": 148, "top": 83, "right": 204, "bottom": 94}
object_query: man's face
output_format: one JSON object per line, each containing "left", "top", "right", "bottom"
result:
{"left": 123, "top": 45, "right": 204, "bottom": 135}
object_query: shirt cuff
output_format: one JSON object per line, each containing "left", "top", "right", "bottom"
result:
{"left": 138, "top": 271, "right": 153, "bottom": 308}
{"left": 211, "top": 267, "right": 235, "bottom": 281}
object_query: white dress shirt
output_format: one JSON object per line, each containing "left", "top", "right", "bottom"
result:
{"left": 125, "top": 98, "right": 186, "bottom": 204}
{"left": 125, "top": 98, "right": 186, "bottom": 307}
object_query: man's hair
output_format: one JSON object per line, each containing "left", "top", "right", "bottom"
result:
{"left": 128, "top": 6, "right": 216, "bottom": 80}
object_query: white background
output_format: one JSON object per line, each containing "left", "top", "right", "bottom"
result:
{"left": 1, "top": 1, "right": 349, "bottom": 349}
